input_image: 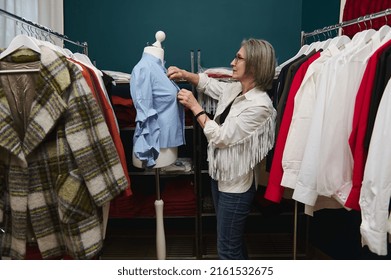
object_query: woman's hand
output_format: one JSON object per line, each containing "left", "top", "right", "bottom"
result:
{"left": 167, "top": 66, "right": 200, "bottom": 86}
{"left": 177, "top": 89, "right": 202, "bottom": 113}
{"left": 167, "top": 66, "right": 187, "bottom": 81}
{"left": 177, "top": 89, "right": 209, "bottom": 128}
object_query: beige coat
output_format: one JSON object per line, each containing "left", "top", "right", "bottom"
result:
{"left": 0, "top": 46, "right": 127, "bottom": 259}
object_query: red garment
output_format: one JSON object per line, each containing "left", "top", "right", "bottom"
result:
{"left": 25, "top": 245, "right": 73, "bottom": 260}
{"left": 86, "top": 66, "right": 132, "bottom": 197}
{"left": 184, "top": 107, "right": 194, "bottom": 126}
{"left": 264, "top": 52, "right": 321, "bottom": 203}
{"left": 69, "top": 58, "right": 132, "bottom": 197}
{"left": 161, "top": 178, "right": 196, "bottom": 216}
{"left": 109, "top": 190, "right": 156, "bottom": 217}
{"left": 109, "top": 177, "right": 196, "bottom": 218}
{"left": 346, "top": 39, "right": 391, "bottom": 210}
{"left": 342, "top": 0, "right": 391, "bottom": 38}
{"left": 110, "top": 95, "right": 136, "bottom": 128}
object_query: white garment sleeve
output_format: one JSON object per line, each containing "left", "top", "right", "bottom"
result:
{"left": 359, "top": 79, "right": 391, "bottom": 256}
{"left": 281, "top": 64, "right": 318, "bottom": 189}
{"left": 292, "top": 58, "right": 335, "bottom": 206}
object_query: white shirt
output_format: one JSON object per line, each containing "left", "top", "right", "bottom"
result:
{"left": 292, "top": 31, "right": 385, "bottom": 207}
{"left": 281, "top": 45, "right": 341, "bottom": 191}
{"left": 316, "top": 30, "right": 381, "bottom": 205}
{"left": 360, "top": 79, "right": 391, "bottom": 256}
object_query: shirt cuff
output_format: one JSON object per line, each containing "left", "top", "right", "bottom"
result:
{"left": 196, "top": 73, "right": 208, "bottom": 93}
{"left": 292, "top": 181, "right": 318, "bottom": 206}
{"left": 360, "top": 223, "right": 388, "bottom": 256}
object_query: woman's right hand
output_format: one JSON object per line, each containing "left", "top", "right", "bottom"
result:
{"left": 167, "top": 66, "right": 188, "bottom": 81}
{"left": 167, "top": 66, "right": 200, "bottom": 87}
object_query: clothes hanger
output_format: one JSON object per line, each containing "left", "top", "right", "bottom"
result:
{"left": 0, "top": 34, "right": 41, "bottom": 74}
{"left": 276, "top": 41, "right": 310, "bottom": 71}
{"left": 378, "top": 13, "right": 391, "bottom": 43}
{"left": 304, "top": 40, "right": 321, "bottom": 54}
{"left": 350, "top": 17, "right": 376, "bottom": 45}
{"left": 317, "top": 28, "right": 332, "bottom": 49}
{"left": 319, "top": 38, "right": 332, "bottom": 49}
{"left": 73, "top": 52, "right": 95, "bottom": 68}
{"left": 72, "top": 52, "right": 103, "bottom": 77}
{"left": 63, "top": 48, "right": 74, "bottom": 57}
{"left": 0, "top": 34, "right": 41, "bottom": 60}
{"left": 329, "top": 34, "right": 351, "bottom": 50}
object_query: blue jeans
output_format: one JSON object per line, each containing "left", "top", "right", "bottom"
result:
{"left": 211, "top": 179, "right": 256, "bottom": 260}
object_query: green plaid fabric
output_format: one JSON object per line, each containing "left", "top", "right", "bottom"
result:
{"left": 0, "top": 46, "right": 127, "bottom": 259}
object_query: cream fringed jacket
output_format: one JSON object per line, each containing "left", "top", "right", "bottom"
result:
{"left": 197, "top": 73, "right": 276, "bottom": 193}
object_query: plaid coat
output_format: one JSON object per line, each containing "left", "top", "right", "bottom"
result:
{"left": 0, "top": 46, "right": 128, "bottom": 259}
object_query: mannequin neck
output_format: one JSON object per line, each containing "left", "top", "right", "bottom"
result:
{"left": 144, "top": 46, "right": 164, "bottom": 61}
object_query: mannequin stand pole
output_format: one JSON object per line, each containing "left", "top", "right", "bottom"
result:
{"left": 293, "top": 201, "right": 298, "bottom": 260}
{"left": 154, "top": 168, "right": 166, "bottom": 260}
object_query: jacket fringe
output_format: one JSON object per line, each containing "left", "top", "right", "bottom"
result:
{"left": 207, "top": 110, "right": 276, "bottom": 181}
{"left": 200, "top": 94, "right": 218, "bottom": 114}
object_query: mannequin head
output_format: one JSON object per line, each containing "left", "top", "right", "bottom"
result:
{"left": 143, "top": 31, "right": 166, "bottom": 61}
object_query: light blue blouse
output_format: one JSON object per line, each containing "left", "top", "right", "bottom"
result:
{"left": 130, "top": 53, "right": 185, "bottom": 168}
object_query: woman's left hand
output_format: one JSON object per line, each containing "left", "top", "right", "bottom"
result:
{"left": 177, "top": 89, "right": 202, "bottom": 113}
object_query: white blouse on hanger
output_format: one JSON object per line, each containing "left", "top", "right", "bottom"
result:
{"left": 360, "top": 78, "right": 391, "bottom": 256}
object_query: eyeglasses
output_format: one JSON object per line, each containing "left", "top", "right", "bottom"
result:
{"left": 233, "top": 54, "right": 246, "bottom": 64}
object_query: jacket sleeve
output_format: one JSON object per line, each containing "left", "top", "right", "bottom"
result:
{"left": 197, "top": 73, "right": 228, "bottom": 100}
{"left": 64, "top": 63, "right": 128, "bottom": 207}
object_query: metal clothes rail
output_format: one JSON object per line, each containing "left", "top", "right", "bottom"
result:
{"left": 0, "top": 8, "right": 88, "bottom": 55}
{"left": 302, "top": 8, "right": 391, "bottom": 44}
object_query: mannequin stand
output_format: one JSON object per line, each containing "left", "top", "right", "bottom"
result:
{"left": 154, "top": 167, "right": 166, "bottom": 260}
{"left": 131, "top": 30, "right": 180, "bottom": 260}
{"left": 132, "top": 149, "right": 177, "bottom": 260}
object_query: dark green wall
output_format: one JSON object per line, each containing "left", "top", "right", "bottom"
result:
{"left": 64, "top": 0, "right": 340, "bottom": 73}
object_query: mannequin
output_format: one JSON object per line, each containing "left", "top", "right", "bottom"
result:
{"left": 130, "top": 31, "right": 185, "bottom": 260}
{"left": 131, "top": 30, "right": 179, "bottom": 169}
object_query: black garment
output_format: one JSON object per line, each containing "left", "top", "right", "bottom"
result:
{"left": 217, "top": 92, "right": 241, "bottom": 125}
{"left": 270, "top": 55, "right": 305, "bottom": 109}
{"left": 102, "top": 72, "right": 115, "bottom": 98}
{"left": 364, "top": 45, "right": 391, "bottom": 150}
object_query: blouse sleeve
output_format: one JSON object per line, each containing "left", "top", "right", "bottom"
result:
{"left": 130, "top": 65, "right": 160, "bottom": 168}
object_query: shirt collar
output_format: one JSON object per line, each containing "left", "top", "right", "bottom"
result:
{"left": 142, "top": 52, "right": 165, "bottom": 68}
{"left": 242, "top": 87, "right": 265, "bottom": 100}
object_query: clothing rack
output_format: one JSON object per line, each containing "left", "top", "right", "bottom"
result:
{"left": 0, "top": 8, "right": 88, "bottom": 55}
{"left": 301, "top": 8, "right": 391, "bottom": 45}
{"left": 292, "top": 7, "right": 391, "bottom": 261}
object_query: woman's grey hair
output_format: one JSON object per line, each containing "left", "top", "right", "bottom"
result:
{"left": 241, "top": 38, "right": 276, "bottom": 91}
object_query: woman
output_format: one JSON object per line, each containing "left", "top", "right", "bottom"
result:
{"left": 167, "top": 38, "right": 276, "bottom": 259}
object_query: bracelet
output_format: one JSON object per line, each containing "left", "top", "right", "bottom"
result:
{"left": 194, "top": 110, "right": 206, "bottom": 119}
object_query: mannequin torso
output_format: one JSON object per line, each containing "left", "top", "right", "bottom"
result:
{"left": 132, "top": 31, "right": 178, "bottom": 169}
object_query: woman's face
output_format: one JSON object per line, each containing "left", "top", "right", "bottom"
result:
{"left": 231, "top": 46, "right": 247, "bottom": 81}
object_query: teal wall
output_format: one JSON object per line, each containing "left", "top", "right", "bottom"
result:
{"left": 302, "top": 0, "right": 341, "bottom": 43}
{"left": 64, "top": 0, "right": 340, "bottom": 73}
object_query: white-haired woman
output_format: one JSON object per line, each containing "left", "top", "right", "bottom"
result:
{"left": 167, "top": 38, "right": 277, "bottom": 259}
